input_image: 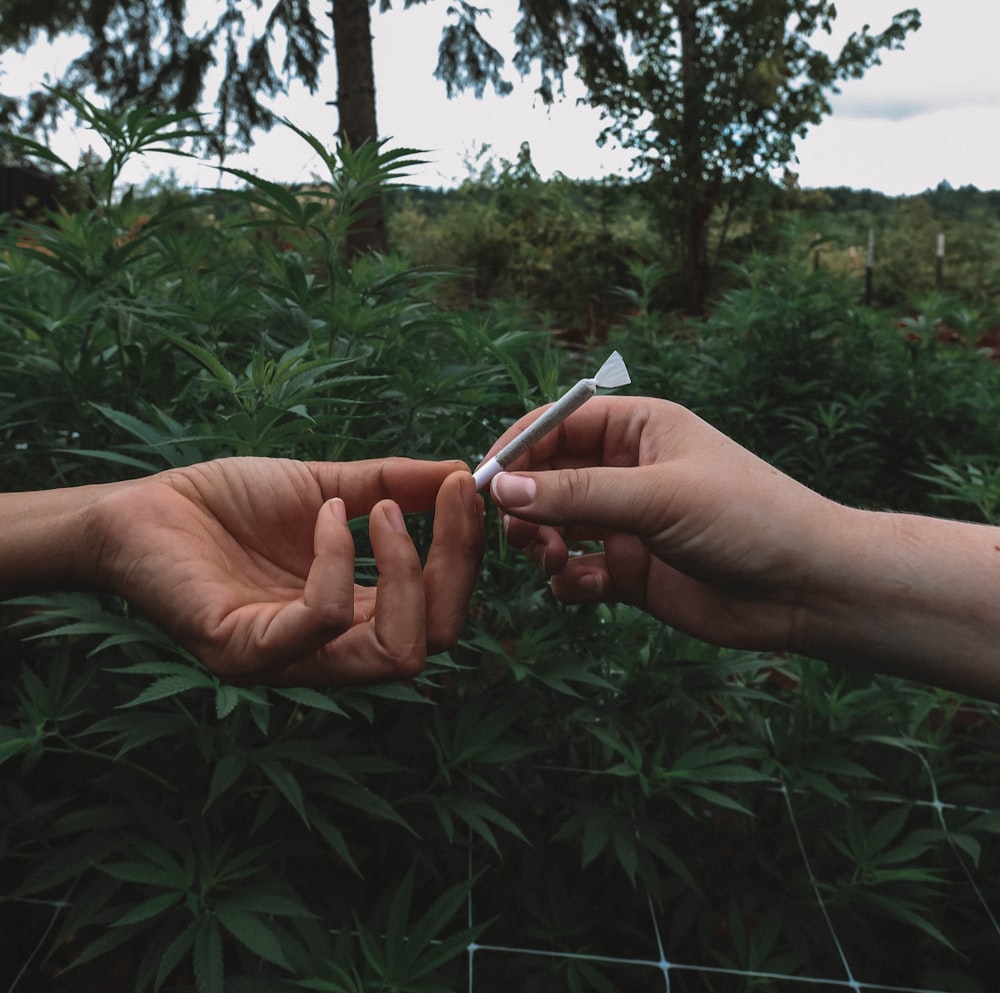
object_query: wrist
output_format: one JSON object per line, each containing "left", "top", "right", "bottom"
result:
{"left": 0, "top": 482, "right": 117, "bottom": 598}
{"left": 795, "top": 505, "right": 1000, "bottom": 697}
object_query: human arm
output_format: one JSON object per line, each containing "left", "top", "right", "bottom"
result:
{"left": 0, "top": 457, "right": 484, "bottom": 686}
{"left": 485, "top": 396, "right": 1000, "bottom": 700}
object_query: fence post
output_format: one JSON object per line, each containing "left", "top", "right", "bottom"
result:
{"left": 864, "top": 229, "right": 874, "bottom": 306}
{"left": 936, "top": 232, "right": 945, "bottom": 288}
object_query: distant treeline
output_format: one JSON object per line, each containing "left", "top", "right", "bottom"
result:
{"left": 809, "top": 182, "right": 1000, "bottom": 222}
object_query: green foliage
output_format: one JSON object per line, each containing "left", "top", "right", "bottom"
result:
{"left": 579, "top": 1, "right": 920, "bottom": 183}
{"left": 4, "top": 98, "right": 1000, "bottom": 993}
{"left": 797, "top": 184, "right": 1000, "bottom": 317}
{"left": 388, "top": 143, "right": 660, "bottom": 334}
{"left": 623, "top": 247, "right": 1000, "bottom": 515}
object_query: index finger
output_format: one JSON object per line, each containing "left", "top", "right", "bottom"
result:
{"left": 482, "top": 396, "right": 649, "bottom": 473}
{"left": 264, "top": 498, "right": 428, "bottom": 686}
{"left": 422, "top": 470, "right": 485, "bottom": 653}
{"left": 306, "top": 457, "right": 471, "bottom": 518}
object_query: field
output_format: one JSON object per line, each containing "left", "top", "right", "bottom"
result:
{"left": 3, "top": 108, "right": 1000, "bottom": 992}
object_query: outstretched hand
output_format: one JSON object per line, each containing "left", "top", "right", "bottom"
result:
{"left": 484, "top": 395, "right": 1000, "bottom": 700}
{"left": 91, "top": 457, "right": 484, "bottom": 685}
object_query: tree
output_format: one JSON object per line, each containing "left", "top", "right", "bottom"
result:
{"left": 541, "top": 0, "right": 921, "bottom": 311}
{"left": 331, "top": 0, "right": 384, "bottom": 254}
{"left": 0, "top": 0, "right": 919, "bottom": 279}
{"left": 0, "top": 0, "right": 520, "bottom": 256}
{"left": 0, "top": 0, "right": 330, "bottom": 147}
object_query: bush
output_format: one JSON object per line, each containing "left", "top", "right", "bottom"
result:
{"left": 388, "top": 143, "right": 661, "bottom": 341}
{"left": 4, "top": 99, "right": 1000, "bottom": 993}
{"left": 618, "top": 248, "right": 1000, "bottom": 516}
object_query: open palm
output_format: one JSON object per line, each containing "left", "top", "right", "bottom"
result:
{"left": 93, "top": 456, "right": 483, "bottom": 685}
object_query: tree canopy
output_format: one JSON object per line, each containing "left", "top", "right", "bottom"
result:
{"left": 0, "top": 0, "right": 920, "bottom": 284}
{"left": 513, "top": 0, "right": 921, "bottom": 307}
{"left": 0, "top": 0, "right": 328, "bottom": 151}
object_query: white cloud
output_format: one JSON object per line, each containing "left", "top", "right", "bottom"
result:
{"left": 787, "top": 0, "right": 1000, "bottom": 190}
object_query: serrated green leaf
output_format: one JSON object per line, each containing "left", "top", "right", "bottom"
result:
{"left": 803, "top": 752, "right": 878, "bottom": 779}
{"left": 117, "top": 672, "right": 214, "bottom": 708}
{"left": 55, "top": 447, "right": 163, "bottom": 473}
{"left": 101, "top": 860, "right": 179, "bottom": 887}
{"left": 108, "top": 660, "right": 205, "bottom": 677}
{"left": 255, "top": 756, "right": 309, "bottom": 825}
{"left": 84, "top": 712, "right": 192, "bottom": 757}
{"left": 61, "top": 921, "right": 144, "bottom": 971}
{"left": 312, "top": 780, "right": 412, "bottom": 831}
{"left": 354, "top": 682, "right": 430, "bottom": 704}
{"left": 611, "top": 825, "right": 639, "bottom": 885}
{"left": 214, "top": 901, "right": 291, "bottom": 968}
{"left": 947, "top": 831, "right": 982, "bottom": 866}
{"left": 793, "top": 767, "right": 848, "bottom": 805}
{"left": 193, "top": 915, "right": 224, "bottom": 993}
{"left": 0, "top": 733, "right": 34, "bottom": 766}
{"left": 433, "top": 793, "right": 529, "bottom": 855}
{"left": 112, "top": 891, "right": 184, "bottom": 926}
{"left": 221, "top": 886, "right": 316, "bottom": 919}
{"left": 852, "top": 889, "right": 956, "bottom": 952}
{"left": 683, "top": 783, "right": 755, "bottom": 816}
{"left": 310, "top": 812, "right": 361, "bottom": 876}
{"left": 865, "top": 804, "right": 912, "bottom": 858}
{"left": 155, "top": 919, "right": 199, "bottom": 992}
{"left": 273, "top": 686, "right": 347, "bottom": 717}
{"left": 215, "top": 683, "right": 241, "bottom": 719}
{"left": 581, "top": 807, "right": 614, "bottom": 868}
{"left": 154, "top": 328, "right": 238, "bottom": 390}
{"left": 398, "top": 876, "right": 480, "bottom": 977}
{"left": 204, "top": 751, "right": 248, "bottom": 813}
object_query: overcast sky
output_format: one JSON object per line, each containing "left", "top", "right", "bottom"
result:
{"left": 2, "top": 1, "right": 998, "bottom": 195}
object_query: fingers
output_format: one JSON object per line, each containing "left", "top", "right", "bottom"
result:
{"left": 264, "top": 471, "right": 483, "bottom": 686}
{"left": 490, "top": 465, "right": 662, "bottom": 539}
{"left": 503, "top": 516, "right": 571, "bottom": 576}
{"left": 332, "top": 472, "right": 483, "bottom": 676}
{"left": 206, "top": 497, "right": 359, "bottom": 683}
{"left": 423, "top": 471, "right": 485, "bottom": 653}
{"left": 481, "top": 395, "right": 661, "bottom": 473}
{"left": 301, "top": 497, "right": 358, "bottom": 630}
{"left": 309, "top": 457, "right": 471, "bottom": 518}
{"left": 547, "top": 551, "right": 614, "bottom": 604}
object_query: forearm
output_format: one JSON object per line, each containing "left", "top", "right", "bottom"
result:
{"left": 0, "top": 484, "right": 111, "bottom": 599}
{"left": 800, "top": 506, "right": 1000, "bottom": 699}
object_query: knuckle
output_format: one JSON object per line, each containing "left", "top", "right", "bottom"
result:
{"left": 428, "top": 616, "right": 462, "bottom": 656}
{"left": 561, "top": 467, "right": 592, "bottom": 507}
{"left": 387, "top": 645, "right": 427, "bottom": 680}
{"left": 306, "top": 594, "right": 355, "bottom": 639}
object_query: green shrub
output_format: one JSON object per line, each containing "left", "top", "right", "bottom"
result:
{"left": 3, "top": 99, "right": 1000, "bottom": 993}
{"left": 388, "top": 143, "right": 661, "bottom": 340}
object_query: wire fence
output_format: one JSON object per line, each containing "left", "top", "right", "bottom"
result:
{"left": 460, "top": 761, "right": 1000, "bottom": 991}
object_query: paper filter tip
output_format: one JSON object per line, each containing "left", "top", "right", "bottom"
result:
{"left": 593, "top": 350, "right": 630, "bottom": 389}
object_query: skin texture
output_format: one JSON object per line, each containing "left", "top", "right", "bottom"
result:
{"left": 1, "top": 457, "right": 484, "bottom": 686}
{"left": 486, "top": 396, "right": 1000, "bottom": 701}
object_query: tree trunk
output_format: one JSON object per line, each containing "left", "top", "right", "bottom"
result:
{"left": 676, "top": 0, "right": 713, "bottom": 313}
{"left": 330, "top": 0, "right": 388, "bottom": 256}
{"left": 683, "top": 182, "right": 716, "bottom": 313}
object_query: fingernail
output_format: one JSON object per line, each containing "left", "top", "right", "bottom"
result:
{"left": 331, "top": 497, "right": 348, "bottom": 525}
{"left": 383, "top": 502, "right": 408, "bottom": 535}
{"left": 580, "top": 572, "right": 604, "bottom": 596}
{"left": 491, "top": 472, "right": 537, "bottom": 509}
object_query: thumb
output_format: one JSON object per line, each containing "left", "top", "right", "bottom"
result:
{"left": 490, "top": 467, "right": 659, "bottom": 536}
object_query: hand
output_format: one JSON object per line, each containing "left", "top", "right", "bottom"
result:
{"left": 486, "top": 396, "right": 843, "bottom": 655}
{"left": 88, "top": 457, "right": 484, "bottom": 685}
{"left": 485, "top": 395, "right": 1000, "bottom": 699}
